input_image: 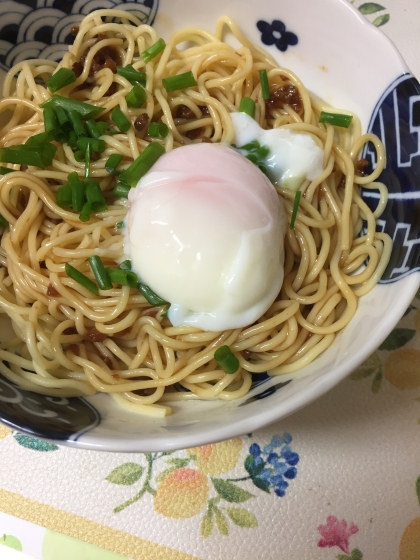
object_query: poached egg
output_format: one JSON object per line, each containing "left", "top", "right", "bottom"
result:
{"left": 125, "top": 143, "right": 286, "bottom": 331}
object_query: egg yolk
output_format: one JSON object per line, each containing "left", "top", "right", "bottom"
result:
{"left": 125, "top": 143, "right": 286, "bottom": 331}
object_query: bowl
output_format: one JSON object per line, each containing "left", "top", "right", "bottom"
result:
{"left": 0, "top": 0, "right": 419, "bottom": 452}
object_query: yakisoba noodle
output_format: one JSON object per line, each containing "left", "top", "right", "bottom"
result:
{"left": 0, "top": 10, "right": 392, "bottom": 417}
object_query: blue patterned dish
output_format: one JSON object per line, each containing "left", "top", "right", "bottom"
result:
{"left": 0, "top": 0, "right": 419, "bottom": 452}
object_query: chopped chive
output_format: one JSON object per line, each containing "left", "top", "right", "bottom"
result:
{"left": 138, "top": 283, "right": 169, "bottom": 306}
{"left": 107, "top": 268, "right": 138, "bottom": 288}
{"left": 71, "top": 178, "right": 85, "bottom": 212}
{"left": 79, "top": 201, "right": 92, "bottom": 222}
{"left": 65, "top": 263, "right": 98, "bottom": 295}
{"left": 118, "top": 260, "right": 131, "bottom": 270}
{"left": 68, "top": 110, "right": 87, "bottom": 137}
{"left": 239, "top": 97, "right": 255, "bottom": 118}
{"left": 47, "top": 68, "right": 76, "bottom": 93}
{"left": 319, "top": 111, "right": 353, "bottom": 128}
{"left": 74, "top": 150, "right": 85, "bottom": 162}
{"left": 126, "top": 85, "right": 147, "bottom": 108}
{"left": 290, "top": 190, "right": 302, "bottom": 230}
{"left": 259, "top": 69, "right": 270, "bottom": 100}
{"left": 77, "top": 137, "right": 106, "bottom": 153}
{"left": 116, "top": 65, "right": 146, "bottom": 86}
{"left": 0, "top": 215, "right": 8, "bottom": 228}
{"left": 162, "top": 71, "right": 197, "bottom": 93}
{"left": 111, "top": 107, "right": 131, "bottom": 133}
{"left": 0, "top": 166, "right": 13, "bottom": 175}
{"left": 119, "top": 142, "right": 165, "bottom": 188}
{"left": 85, "top": 179, "right": 107, "bottom": 211}
{"left": 95, "top": 121, "right": 112, "bottom": 135}
{"left": 56, "top": 184, "right": 72, "bottom": 208}
{"left": 85, "top": 141, "right": 91, "bottom": 179}
{"left": 148, "top": 122, "right": 168, "bottom": 138}
{"left": 113, "top": 181, "right": 131, "bottom": 198}
{"left": 142, "top": 38, "right": 166, "bottom": 64}
{"left": 88, "top": 256, "right": 112, "bottom": 290}
{"left": 116, "top": 220, "right": 124, "bottom": 229}
{"left": 214, "top": 345, "right": 240, "bottom": 374}
{"left": 40, "top": 95, "right": 104, "bottom": 119}
{"left": 0, "top": 144, "right": 56, "bottom": 169}
{"left": 67, "top": 131, "right": 78, "bottom": 151}
{"left": 105, "top": 153, "right": 123, "bottom": 175}
{"left": 25, "top": 132, "right": 53, "bottom": 146}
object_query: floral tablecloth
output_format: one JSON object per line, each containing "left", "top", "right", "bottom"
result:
{"left": 1, "top": 2, "right": 420, "bottom": 559}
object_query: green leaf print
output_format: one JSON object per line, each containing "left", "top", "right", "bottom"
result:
{"left": 214, "top": 506, "right": 229, "bottom": 536}
{"left": 212, "top": 478, "right": 254, "bottom": 503}
{"left": 372, "top": 13, "right": 390, "bottom": 26}
{"left": 250, "top": 476, "right": 270, "bottom": 493}
{"left": 105, "top": 463, "right": 144, "bottom": 485}
{"left": 166, "top": 458, "right": 190, "bottom": 468}
{"left": 13, "top": 434, "right": 58, "bottom": 451}
{"left": 200, "top": 509, "right": 214, "bottom": 538}
{"left": 351, "top": 549, "right": 364, "bottom": 560}
{"left": 416, "top": 475, "right": 420, "bottom": 506}
{"left": 0, "top": 535, "right": 22, "bottom": 551}
{"left": 379, "top": 328, "right": 416, "bottom": 351}
{"left": 350, "top": 352, "right": 381, "bottom": 380}
{"left": 225, "top": 508, "right": 258, "bottom": 528}
{"left": 358, "top": 2, "right": 385, "bottom": 14}
{"left": 371, "top": 371, "right": 383, "bottom": 394}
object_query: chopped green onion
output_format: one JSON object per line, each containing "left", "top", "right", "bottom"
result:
{"left": 0, "top": 144, "right": 56, "bottom": 169}
{"left": 47, "top": 68, "right": 76, "bottom": 93}
{"left": 116, "top": 65, "right": 146, "bottom": 86}
{"left": 138, "top": 283, "right": 169, "bottom": 306}
{"left": 161, "top": 303, "right": 170, "bottom": 318}
{"left": 54, "top": 106, "right": 73, "bottom": 133}
{"left": 85, "top": 179, "right": 107, "bottom": 211}
{"left": 111, "top": 107, "right": 131, "bottom": 133}
{"left": 77, "top": 137, "right": 106, "bottom": 153}
{"left": 25, "top": 132, "right": 52, "bottom": 146}
{"left": 88, "top": 256, "right": 112, "bottom": 290}
{"left": 119, "top": 142, "right": 165, "bottom": 188}
{"left": 85, "top": 141, "right": 91, "bottom": 179}
{"left": 85, "top": 119, "right": 101, "bottom": 138}
{"left": 259, "top": 69, "right": 270, "bottom": 100}
{"left": 65, "top": 263, "right": 98, "bottom": 295}
{"left": 162, "top": 71, "right": 197, "bottom": 93}
{"left": 107, "top": 268, "right": 138, "bottom": 288}
{"left": 118, "top": 260, "right": 131, "bottom": 270}
{"left": 113, "top": 182, "right": 131, "bottom": 198}
{"left": 43, "top": 107, "right": 65, "bottom": 143}
{"left": 0, "top": 215, "right": 8, "bottom": 228}
{"left": 290, "top": 190, "right": 302, "bottom": 230}
{"left": 105, "top": 153, "right": 123, "bottom": 175}
{"left": 41, "top": 95, "right": 104, "bottom": 120}
{"left": 319, "top": 111, "right": 353, "bottom": 128}
{"left": 68, "top": 110, "right": 87, "bottom": 137}
{"left": 56, "top": 184, "right": 72, "bottom": 208}
{"left": 74, "top": 150, "right": 85, "bottom": 162}
{"left": 71, "top": 178, "right": 85, "bottom": 212}
{"left": 0, "top": 166, "right": 13, "bottom": 175}
{"left": 126, "top": 85, "right": 147, "bottom": 108}
{"left": 96, "top": 121, "right": 112, "bottom": 135}
{"left": 238, "top": 140, "right": 259, "bottom": 151}
{"left": 116, "top": 221, "right": 124, "bottom": 229}
{"left": 148, "top": 122, "right": 169, "bottom": 138}
{"left": 142, "top": 38, "right": 166, "bottom": 64}
{"left": 239, "top": 97, "right": 255, "bottom": 118}
{"left": 214, "top": 345, "right": 240, "bottom": 374}
{"left": 79, "top": 201, "right": 92, "bottom": 222}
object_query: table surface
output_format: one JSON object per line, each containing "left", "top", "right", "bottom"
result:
{"left": 1, "top": 2, "right": 420, "bottom": 559}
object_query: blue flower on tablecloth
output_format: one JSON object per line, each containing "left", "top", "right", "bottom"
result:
{"left": 256, "top": 20, "right": 298, "bottom": 52}
{"left": 245, "top": 433, "right": 300, "bottom": 496}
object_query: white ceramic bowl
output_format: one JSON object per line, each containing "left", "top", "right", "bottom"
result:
{"left": 0, "top": 0, "right": 419, "bottom": 452}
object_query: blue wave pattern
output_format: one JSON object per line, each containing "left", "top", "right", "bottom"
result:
{"left": 0, "top": 0, "right": 159, "bottom": 72}
{"left": 362, "top": 74, "right": 420, "bottom": 281}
